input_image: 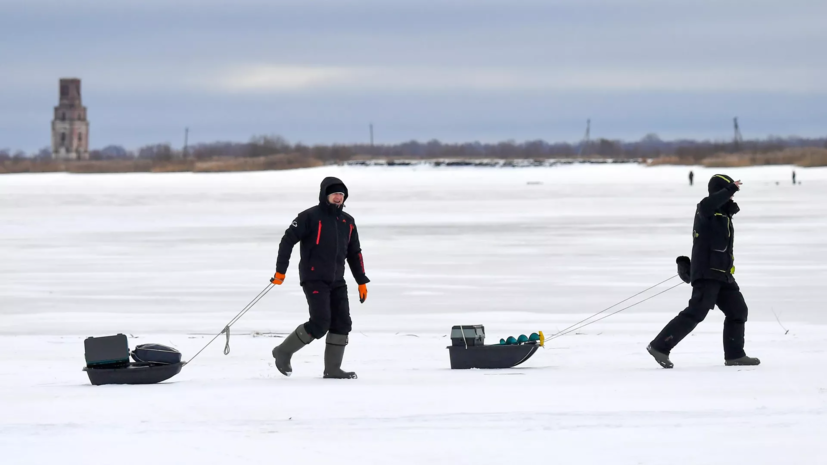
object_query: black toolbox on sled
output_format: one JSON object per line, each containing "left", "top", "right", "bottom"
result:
{"left": 84, "top": 334, "right": 130, "bottom": 369}
{"left": 450, "top": 325, "right": 485, "bottom": 347}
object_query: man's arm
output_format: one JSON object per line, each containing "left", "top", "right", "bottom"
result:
{"left": 698, "top": 181, "right": 740, "bottom": 216}
{"left": 275, "top": 213, "right": 309, "bottom": 276}
{"left": 346, "top": 223, "right": 370, "bottom": 285}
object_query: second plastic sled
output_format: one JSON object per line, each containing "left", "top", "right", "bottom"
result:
{"left": 83, "top": 362, "right": 184, "bottom": 386}
{"left": 447, "top": 343, "right": 540, "bottom": 369}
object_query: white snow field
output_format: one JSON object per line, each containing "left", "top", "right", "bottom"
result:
{"left": 1, "top": 164, "right": 826, "bottom": 464}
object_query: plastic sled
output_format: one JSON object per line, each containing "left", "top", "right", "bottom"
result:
{"left": 83, "top": 361, "right": 184, "bottom": 386}
{"left": 447, "top": 343, "right": 540, "bottom": 369}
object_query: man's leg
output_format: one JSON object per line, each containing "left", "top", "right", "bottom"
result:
{"left": 303, "top": 281, "right": 333, "bottom": 339}
{"left": 648, "top": 280, "right": 721, "bottom": 367}
{"left": 716, "top": 281, "right": 759, "bottom": 365}
{"left": 272, "top": 281, "right": 330, "bottom": 376}
{"left": 716, "top": 281, "right": 747, "bottom": 360}
{"left": 324, "top": 284, "right": 356, "bottom": 379}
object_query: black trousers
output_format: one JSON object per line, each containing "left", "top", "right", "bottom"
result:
{"left": 650, "top": 279, "right": 748, "bottom": 360}
{"left": 301, "top": 281, "right": 352, "bottom": 339}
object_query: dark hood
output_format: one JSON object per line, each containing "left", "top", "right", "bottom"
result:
{"left": 708, "top": 174, "right": 740, "bottom": 215}
{"left": 318, "top": 177, "right": 349, "bottom": 205}
{"left": 708, "top": 174, "right": 734, "bottom": 194}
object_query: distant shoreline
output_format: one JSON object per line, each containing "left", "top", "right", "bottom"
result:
{"left": 0, "top": 157, "right": 648, "bottom": 174}
{"left": 0, "top": 154, "right": 323, "bottom": 175}
{"left": 2, "top": 148, "right": 826, "bottom": 174}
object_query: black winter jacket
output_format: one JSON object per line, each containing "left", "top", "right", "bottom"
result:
{"left": 275, "top": 177, "right": 370, "bottom": 286}
{"left": 689, "top": 175, "right": 740, "bottom": 284}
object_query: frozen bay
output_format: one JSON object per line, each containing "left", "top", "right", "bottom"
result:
{"left": 1, "top": 164, "right": 825, "bottom": 464}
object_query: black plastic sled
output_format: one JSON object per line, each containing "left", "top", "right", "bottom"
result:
{"left": 447, "top": 343, "right": 540, "bottom": 369}
{"left": 83, "top": 335, "right": 184, "bottom": 385}
{"left": 446, "top": 325, "right": 543, "bottom": 369}
{"left": 83, "top": 362, "right": 184, "bottom": 386}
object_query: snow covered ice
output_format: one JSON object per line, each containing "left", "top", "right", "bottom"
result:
{"left": 1, "top": 164, "right": 826, "bottom": 464}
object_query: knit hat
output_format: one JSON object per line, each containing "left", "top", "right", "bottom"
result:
{"left": 325, "top": 183, "right": 346, "bottom": 196}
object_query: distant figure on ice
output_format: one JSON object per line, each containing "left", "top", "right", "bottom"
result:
{"left": 647, "top": 174, "right": 760, "bottom": 368}
{"left": 688, "top": 170, "right": 694, "bottom": 186}
{"left": 270, "top": 177, "right": 370, "bottom": 379}
{"left": 792, "top": 170, "right": 796, "bottom": 185}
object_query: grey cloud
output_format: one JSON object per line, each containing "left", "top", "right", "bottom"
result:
{"left": 1, "top": 0, "right": 825, "bottom": 151}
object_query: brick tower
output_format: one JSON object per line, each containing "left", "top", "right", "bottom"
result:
{"left": 51, "top": 78, "right": 90, "bottom": 160}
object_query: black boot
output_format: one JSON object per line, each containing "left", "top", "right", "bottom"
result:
{"left": 323, "top": 333, "right": 357, "bottom": 379}
{"left": 647, "top": 344, "right": 674, "bottom": 369}
{"left": 725, "top": 355, "right": 760, "bottom": 366}
{"left": 272, "top": 324, "right": 313, "bottom": 377}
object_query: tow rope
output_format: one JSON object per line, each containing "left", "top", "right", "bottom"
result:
{"left": 546, "top": 275, "right": 684, "bottom": 343}
{"left": 186, "top": 282, "right": 275, "bottom": 366}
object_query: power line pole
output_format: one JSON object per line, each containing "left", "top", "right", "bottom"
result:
{"left": 578, "top": 119, "right": 591, "bottom": 157}
{"left": 369, "top": 123, "right": 374, "bottom": 147}
{"left": 183, "top": 127, "right": 189, "bottom": 159}
{"left": 733, "top": 117, "right": 743, "bottom": 151}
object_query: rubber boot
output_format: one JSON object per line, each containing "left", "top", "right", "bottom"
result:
{"left": 725, "top": 355, "right": 760, "bottom": 366}
{"left": 646, "top": 344, "right": 674, "bottom": 369}
{"left": 323, "top": 333, "right": 357, "bottom": 379}
{"left": 272, "top": 324, "right": 313, "bottom": 376}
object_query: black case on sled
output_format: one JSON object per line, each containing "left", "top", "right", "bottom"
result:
{"left": 84, "top": 334, "right": 130, "bottom": 368}
{"left": 450, "top": 325, "right": 486, "bottom": 347}
{"left": 131, "top": 344, "right": 182, "bottom": 365}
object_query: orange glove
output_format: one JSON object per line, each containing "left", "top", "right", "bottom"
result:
{"left": 270, "top": 272, "right": 286, "bottom": 285}
{"left": 358, "top": 284, "right": 368, "bottom": 303}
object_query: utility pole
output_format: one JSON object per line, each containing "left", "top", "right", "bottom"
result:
{"left": 183, "top": 127, "right": 189, "bottom": 159}
{"left": 369, "top": 123, "right": 374, "bottom": 147}
{"left": 578, "top": 119, "right": 591, "bottom": 157}
{"left": 732, "top": 117, "right": 743, "bottom": 151}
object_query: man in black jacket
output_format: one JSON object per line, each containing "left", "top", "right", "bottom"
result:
{"left": 270, "top": 177, "right": 369, "bottom": 379}
{"left": 647, "top": 174, "right": 760, "bottom": 368}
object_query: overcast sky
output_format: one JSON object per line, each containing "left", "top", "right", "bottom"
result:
{"left": 1, "top": 0, "right": 825, "bottom": 151}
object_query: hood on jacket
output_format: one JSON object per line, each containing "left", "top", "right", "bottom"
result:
{"left": 319, "top": 177, "right": 349, "bottom": 205}
{"left": 708, "top": 174, "right": 734, "bottom": 194}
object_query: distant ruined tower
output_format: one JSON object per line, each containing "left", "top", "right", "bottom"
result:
{"left": 51, "top": 78, "right": 90, "bottom": 160}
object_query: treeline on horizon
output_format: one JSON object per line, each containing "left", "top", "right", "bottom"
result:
{"left": 3, "top": 133, "right": 827, "bottom": 167}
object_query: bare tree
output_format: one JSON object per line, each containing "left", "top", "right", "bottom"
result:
{"left": 138, "top": 144, "right": 175, "bottom": 161}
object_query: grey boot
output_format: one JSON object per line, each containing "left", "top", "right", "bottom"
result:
{"left": 647, "top": 344, "right": 674, "bottom": 369}
{"left": 272, "top": 324, "right": 313, "bottom": 376}
{"left": 725, "top": 355, "right": 760, "bottom": 366}
{"left": 323, "top": 333, "right": 357, "bottom": 379}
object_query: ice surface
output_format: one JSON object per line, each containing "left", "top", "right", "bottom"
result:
{"left": 1, "top": 164, "right": 825, "bottom": 464}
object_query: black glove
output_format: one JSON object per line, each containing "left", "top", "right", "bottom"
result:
{"left": 724, "top": 201, "right": 740, "bottom": 216}
{"left": 676, "top": 256, "right": 691, "bottom": 284}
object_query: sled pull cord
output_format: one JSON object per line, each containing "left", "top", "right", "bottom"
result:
{"left": 546, "top": 275, "right": 684, "bottom": 343}
{"left": 187, "top": 282, "right": 275, "bottom": 366}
